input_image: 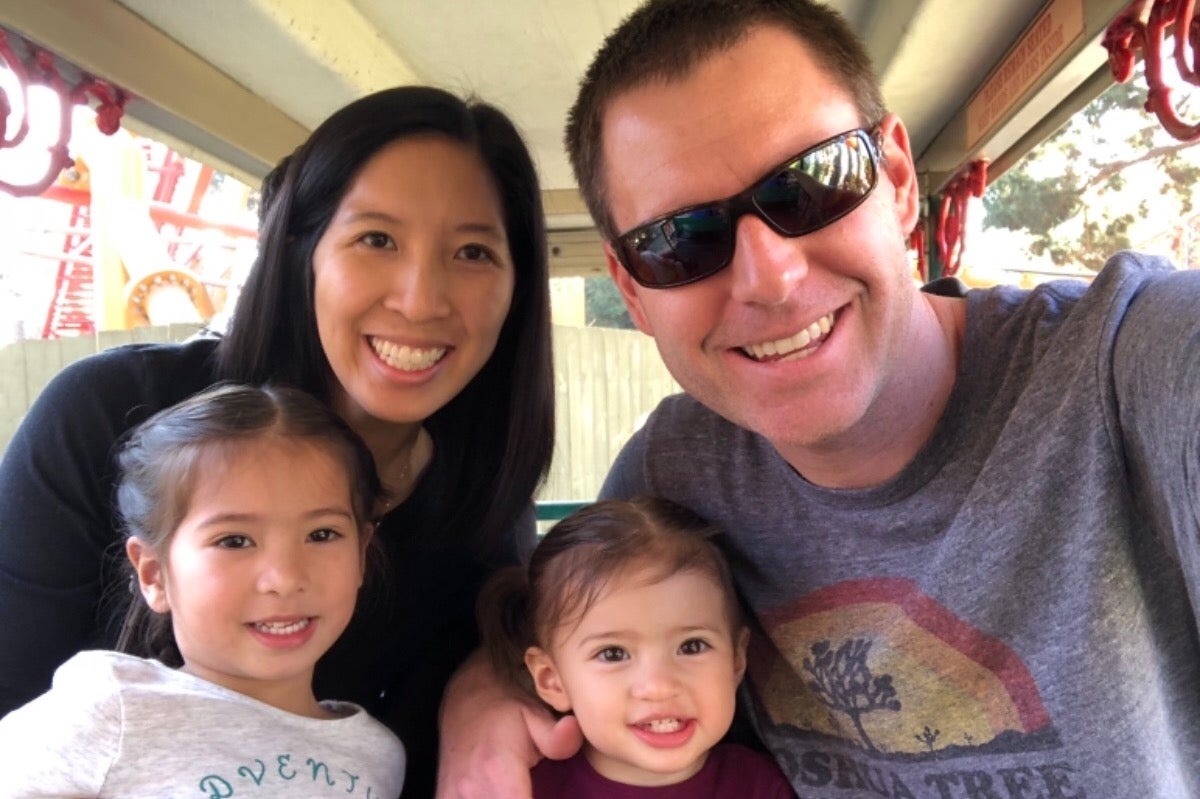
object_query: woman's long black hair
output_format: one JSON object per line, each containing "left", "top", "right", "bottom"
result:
{"left": 215, "top": 86, "right": 554, "bottom": 555}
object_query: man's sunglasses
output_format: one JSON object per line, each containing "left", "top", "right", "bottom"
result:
{"left": 614, "top": 127, "right": 881, "bottom": 289}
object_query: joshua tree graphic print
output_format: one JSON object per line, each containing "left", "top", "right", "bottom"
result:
{"left": 803, "top": 638, "right": 901, "bottom": 753}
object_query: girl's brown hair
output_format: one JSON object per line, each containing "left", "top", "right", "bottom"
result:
{"left": 477, "top": 496, "right": 742, "bottom": 702}
{"left": 113, "top": 382, "right": 383, "bottom": 666}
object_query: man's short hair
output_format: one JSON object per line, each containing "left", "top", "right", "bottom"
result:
{"left": 566, "top": 0, "right": 886, "bottom": 240}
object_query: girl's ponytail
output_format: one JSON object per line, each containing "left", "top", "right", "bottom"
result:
{"left": 476, "top": 565, "right": 540, "bottom": 702}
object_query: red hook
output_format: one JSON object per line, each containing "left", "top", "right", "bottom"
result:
{"left": 1103, "top": 0, "right": 1200, "bottom": 141}
{"left": 936, "top": 160, "right": 989, "bottom": 278}
{"left": 908, "top": 223, "right": 928, "bottom": 282}
{"left": 0, "top": 27, "right": 133, "bottom": 196}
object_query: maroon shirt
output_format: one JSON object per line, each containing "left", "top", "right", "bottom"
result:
{"left": 532, "top": 743, "right": 796, "bottom": 798}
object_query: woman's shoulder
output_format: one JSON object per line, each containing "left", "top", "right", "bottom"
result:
{"left": 3, "top": 337, "right": 222, "bottom": 493}
{"left": 29, "top": 337, "right": 219, "bottom": 430}
{"left": 47, "top": 337, "right": 218, "bottom": 399}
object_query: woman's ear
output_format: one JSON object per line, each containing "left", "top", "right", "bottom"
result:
{"left": 126, "top": 537, "right": 171, "bottom": 614}
{"left": 525, "top": 646, "right": 573, "bottom": 713}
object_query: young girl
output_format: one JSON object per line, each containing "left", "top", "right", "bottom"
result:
{"left": 478, "top": 497, "right": 795, "bottom": 798}
{"left": 0, "top": 384, "right": 405, "bottom": 799}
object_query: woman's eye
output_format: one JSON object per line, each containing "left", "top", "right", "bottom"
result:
{"left": 308, "top": 527, "right": 342, "bottom": 543}
{"left": 596, "top": 647, "right": 628, "bottom": 663}
{"left": 359, "top": 231, "right": 395, "bottom": 249}
{"left": 679, "top": 638, "right": 711, "bottom": 655}
{"left": 457, "top": 243, "right": 494, "bottom": 262}
{"left": 215, "top": 534, "right": 252, "bottom": 549}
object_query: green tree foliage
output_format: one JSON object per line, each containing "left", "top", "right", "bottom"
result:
{"left": 584, "top": 276, "right": 635, "bottom": 329}
{"left": 983, "top": 72, "right": 1200, "bottom": 270}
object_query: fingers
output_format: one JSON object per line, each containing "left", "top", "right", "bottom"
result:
{"left": 435, "top": 744, "right": 535, "bottom": 799}
{"left": 524, "top": 707, "right": 583, "bottom": 762}
{"left": 436, "top": 653, "right": 542, "bottom": 799}
{"left": 436, "top": 708, "right": 582, "bottom": 798}
{"left": 436, "top": 649, "right": 585, "bottom": 798}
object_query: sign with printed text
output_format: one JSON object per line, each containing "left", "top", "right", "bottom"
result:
{"left": 966, "top": 0, "right": 1085, "bottom": 149}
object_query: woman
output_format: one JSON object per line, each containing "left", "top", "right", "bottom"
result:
{"left": 0, "top": 86, "right": 554, "bottom": 798}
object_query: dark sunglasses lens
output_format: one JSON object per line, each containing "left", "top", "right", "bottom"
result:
{"left": 619, "top": 206, "right": 733, "bottom": 287}
{"left": 617, "top": 131, "right": 878, "bottom": 288}
{"left": 754, "top": 132, "right": 877, "bottom": 235}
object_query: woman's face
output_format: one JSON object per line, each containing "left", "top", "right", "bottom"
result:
{"left": 312, "top": 135, "right": 516, "bottom": 428}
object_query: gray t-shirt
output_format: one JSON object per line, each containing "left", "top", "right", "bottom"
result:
{"left": 0, "top": 650, "right": 406, "bottom": 798}
{"left": 602, "top": 253, "right": 1200, "bottom": 798}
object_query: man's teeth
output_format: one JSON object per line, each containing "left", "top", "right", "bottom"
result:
{"left": 643, "top": 718, "right": 683, "bottom": 733}
{"left": 370, "top": 338, "right": 446, "bottom": 371}
{"left": 743, "top": 313, "right": 834, "bottom": 361}
{"left": 253, "top": 619, "right": 310, "bottom": 636}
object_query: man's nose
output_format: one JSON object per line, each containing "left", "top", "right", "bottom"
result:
{"left": 728, "top": 214, "right": 809, "bottom": 306}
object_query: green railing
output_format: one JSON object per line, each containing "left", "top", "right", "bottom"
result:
{"left": 535, "top": 500, "right": 590, "bottom": 522}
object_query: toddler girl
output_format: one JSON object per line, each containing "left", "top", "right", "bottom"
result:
{"left": 479, "top": 496, "right": 795, "bottom": 797}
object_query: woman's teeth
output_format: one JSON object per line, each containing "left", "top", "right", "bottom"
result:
{"left": 370, "top": 338, "right": 446, "bottom": 371}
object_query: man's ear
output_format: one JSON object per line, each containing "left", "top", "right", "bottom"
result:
{"left": 603, "top": 242, "right": 653, "bottom": 335}
{"left": 126, "top": 537, "right": 170, "bottom": 613}
{"left": 525, "top": 646, "right": 573, "bottom": 713}
{"left": 876, "top": 113, "right": 920, "bottom": 235}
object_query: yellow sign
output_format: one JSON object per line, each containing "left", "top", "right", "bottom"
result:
{"left": 967, "top": 0, "right": 1085, "bottom": 148}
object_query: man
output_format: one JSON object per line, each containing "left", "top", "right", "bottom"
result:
{"left": 438, "top": 1, "right": 1200, "bottom": 797}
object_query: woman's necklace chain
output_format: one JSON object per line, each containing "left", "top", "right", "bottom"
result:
{"left": 377, "top": 432, "right": 425, "bottom": 516}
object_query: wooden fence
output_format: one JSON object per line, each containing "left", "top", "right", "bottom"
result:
{"left": 544, "top": 325, "right": 679, "bottom": 501}
{"left": 0, "top": 324, "right": 678, "bottom": 503}
{"left": 0, "top": 324, "right": 205, "bottom": 447}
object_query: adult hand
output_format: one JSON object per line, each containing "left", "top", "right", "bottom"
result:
{"left": 436, "top": 650, "right": 583, "bottom": 799}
